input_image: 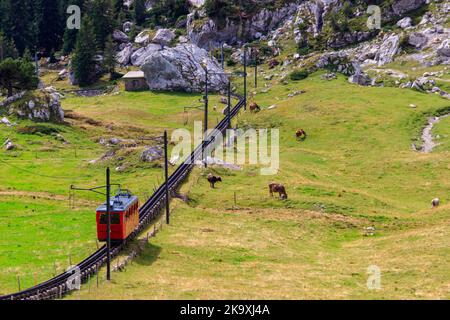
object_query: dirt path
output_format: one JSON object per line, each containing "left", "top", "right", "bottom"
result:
{"left": 421, "top": 114, "right": 450, "bottom": 153}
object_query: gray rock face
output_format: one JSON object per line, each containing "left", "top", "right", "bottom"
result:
{"left": 374, "top": 33, "right": 400, "bottom": 66}
{"left": 187, "top": 2, "right": 299, "bottom": 49}
{"left": 131, "top": 43, "right": 162, "bottom": 66}
{"left": 391, "top": 0, "right": 426, "bottom": 16}
{"left": 315, "top": 51, "right": 359, "bottom": 76}
{"left": 141, "top": 146, "right": 163, "bottom": 163}
{"left": 113, "top": 30, "right": 130, "bottom": 43}
{"left": 397, "top": 17, "right": 412, "bottom": 29}
{"left": 437, "top": 39, "right": 450, "bottom": 57}
{"left": 140, "top": 44, "right": 229, "bottom": 92}
{"left": 152, "top": 29, "right": 176, "bottom": 46}
{"left": 408, "top": 32, "right": 428, "bottom": 49}
{"left": 327, "top": 31, "right": 374, "bottom": 49}
{"left": 117, "top": 44, "right": 133, "bottom": 66}
{"left": 348, "top": 72, "right": 372, "bottom": 86}
{"left": 135, "top": 30, "right": 151, "bottom": 46}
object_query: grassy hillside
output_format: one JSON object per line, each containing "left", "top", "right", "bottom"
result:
{"left": 0, "top": 88, "right": 228, "bottom": 294}
{"left": 70, "top": 72, "right": 450, "bottom": 299}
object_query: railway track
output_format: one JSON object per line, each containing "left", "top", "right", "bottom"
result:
{"left": 0, "top": 95, "right": 245, "bottom": 301}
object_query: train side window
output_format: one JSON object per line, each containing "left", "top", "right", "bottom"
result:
{"left": 99, "top": 213, "right": 121, "bottom": 225}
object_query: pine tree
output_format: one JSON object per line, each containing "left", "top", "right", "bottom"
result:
{"left": 2, "top": 0, "right": 34, "bottom": 55}
{"left": 113, "top": 0, "right": 124, "bottom": 18}
{"left": 103, "top": 35, "right": 117, "bottom": 80}
{"left": 34, "top": 0, "right": 63, "bottom": 55}
{"left": 0, "top": 58, "right": 39, "bottom": 96}
{"left": 72, "top": 16, "right": 97, "bottom": 86}
{"left": 134, "top": 0, "right": 147, "bottom": 25}
{"left": 91, "top": 0, "right": 115, "bottom": 50}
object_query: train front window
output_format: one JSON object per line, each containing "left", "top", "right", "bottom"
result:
{"left": 99, "top": 213, "right": 121, "bottom": 225}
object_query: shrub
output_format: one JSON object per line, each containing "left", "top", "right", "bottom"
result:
{"left": 290, "top": 69, "right": 309, "bottom": 81}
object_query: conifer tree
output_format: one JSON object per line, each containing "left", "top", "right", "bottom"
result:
{"left": 72, "top": 16, "right": 97, "bottom": 86}
{"left": 134, "top": 0, "right": 147, "bottom": 25}
{"left": 103, "top": 35, "right": 117, "bottom": 80}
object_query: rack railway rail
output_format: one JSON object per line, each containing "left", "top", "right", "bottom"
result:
{"left": 0, "top": 95, "right": 245, "bottom": 301}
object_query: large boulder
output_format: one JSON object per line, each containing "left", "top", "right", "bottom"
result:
{"left": 396, "top": 17, "right": 412, "bottom": 29}
{"left": 140, "top": 44, "right": 229, "bottom": 92}
{"left": 135, "top": 30, "right": 152, "bottom": 46}
{"left": 113, "top": 30, "right": 130, "bottom": 43}
{"left": 408, "top": 32, "right": 428, "bottom": 49}
{"left": 391, "top": 0, "right": 426, "bottom": 16}
{"left": 348, "top": 72, "right": 372, "bottom": 86}
{"left": 152, "top": 29, "right": 176, "bottom": 46}
{"left": 117, "top": 44, "right": 134, "bottom": 66}
{"left": 131, "top": 43, "right": 162, "bottom": 66}
{"left": 141, "top": 146, "right": 163, "bottom": 163}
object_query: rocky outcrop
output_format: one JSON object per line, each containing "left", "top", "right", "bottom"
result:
{"left": 391, "top": 0, "right": 426, "bottom": 16}
{"left": 140, "top": 44, "right": 229, "bottom": 92}
{"left": 348, "top": 72, "right": 372, "bottom": 86}
{"left": 135, "top": 30, "right": 152, "bottom": 46}
{"left": 186, "top": 2, "right": 299, "bottom": 49}
{"left": 131, "top": 43, "right": 162, "bottom": 66}
{"left": 408, "top": 32, "right": 429, "bottom": 49}
{"left": 152, "top": 29, "right": 176, "bottom": 46}
{"left": 315, "top": 51, "right": 359, "bottom": 76}
{"left": 113, "top": 30, "right": 130, "bottom": 43}
{"left": 374, "top": 33, "right": 400, "bottom": 66}
{"left": 397, "top": 17, "right": 412, "bottom": 29}
{"left": 141, "top": 146, "right": 163, "bottom": 163}
{"left": 117, "top": 44, "right": 134, "bottom": 66}
{"left": 437, "top": 39, "right": 450, "bottom": 58}
{"left": 2, "top": 89, "right": 64, "bottom": 123}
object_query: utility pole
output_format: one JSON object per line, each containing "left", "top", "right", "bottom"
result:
{"left": 227, "top": 80, "right": 231, "bottom": 130}
{"left": 243, "top": 49, "right": 247, "bottom": 110}
{"left": 70, "top": 170, "right": 120, "bottom": 282}
{"left": 106, "top": 167, "right": 111, "bottom": 281}
{"left": 204, "top": 67, "right": 209, "bottom": 168}
{"left": 164, "top": 131, "right": 170, "bottom": 225}
{"left": 254, "top": 49, "right": 258, "bottom": 88}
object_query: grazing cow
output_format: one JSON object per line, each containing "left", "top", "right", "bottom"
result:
{"left": 249, "top": 102, "right": 261, "bottom": 113}
{"left": 207, "top": 174, "right": 222, "bottom": 188}
{"left": 296, "top": 129, "right": 307, "bottom": 140}
{"left": 269, "top": 183, "right": 288, "bottom": 199}
{"left": 431, "top": 198, "right": 440, "bottom": 208}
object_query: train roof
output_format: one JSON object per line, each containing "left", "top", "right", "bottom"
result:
{"left": 96, "top": 191, "right": 138, "bottom": 213}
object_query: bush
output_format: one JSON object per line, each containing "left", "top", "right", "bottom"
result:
{"left": 17, "top": 125, "right": 60, "bottom": 135}
{"left": 290, "top": 69, "right": 309, "bottom": 81}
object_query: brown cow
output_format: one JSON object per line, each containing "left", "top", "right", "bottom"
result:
{"left": 249, "top": 102, "right": 261, "bottom": 113}
{"left": 207, "top": 174, "right": 222, "bottom": 188}
{"left": 269, "top": 183, "right": 288, "bottom": 199}
{"left": 296, "top": 129, "right": 307, "bottom": 140}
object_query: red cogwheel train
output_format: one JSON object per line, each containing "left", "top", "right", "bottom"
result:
{"left": 96, "top": 190, "right": 139, "bottom": 242}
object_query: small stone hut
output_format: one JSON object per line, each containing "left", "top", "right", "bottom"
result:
{"left": 122, "top": 71, "right": 148, "bottom": 91}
